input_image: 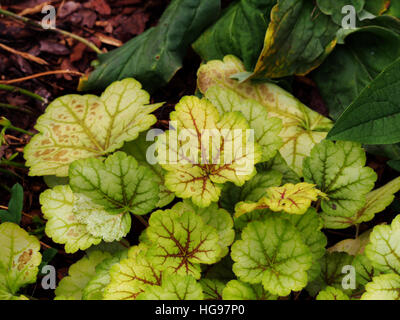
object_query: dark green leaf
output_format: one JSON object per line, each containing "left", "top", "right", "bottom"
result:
{"left": 327, "top": 57, "right": 400, "bottom": 144}
{"left": 387, "top": 0, "right": 400, "bottom": 18}
{"left": 313, "top": 17, "right": 400, "bottom": 120}
{"left": 39, "top": 248, "right": 58, "bottom": 275}
{"left": 192, "top": 0, "right": 276, "bottom": 70}
{"left": 0, "top": 183, "right": 23, "bottom": 224}
{"left": 251, "top": 0, "right": 339, "bottom": 79}
{"left": 80, "top": 0, "right": 221, "bottom": 92}
{"left": 388, "top": 159, "right": 400, "bottom": 172}
{"left": 316, "top": 0, "right": 365, "bottom": 25}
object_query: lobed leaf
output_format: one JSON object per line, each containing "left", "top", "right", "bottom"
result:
{"left": 256, "top": 152, "right": 300, "bottom": 185}
{"left": 174, "top": 200, "right": 234, "bottom": 259}
{"left": 352, "top": 254, "right": 380, "bottom": 288}
{"left": 204, "top": 80, "right": 283, "bottom": 163}
{"left": 82, "top": 251, "right": 128, "bottom": 300}
{"left": 55, "top": 251, "right": 111, "bottom": 300}
{"left": 307, "top": 252, "right": 354, "bottom": 296}
{"left": 316, "top": 286, "right": 350, "bottom": 300}
{"left": 235, "top": 182, "right": 325, "bottom": 217}
{"left": 145, "top": 208, "right": 221, "bottom": 279}
{"left": 231, "top": 215, "right": 313, "bottom": 296}
{"left": 222, "top": 280, "right": 277, "bottom": 300}
{"left": 104, "top": 244, "right": 162, "bottom": 300}
{"left": 362, "top": 274, "right": 400, "bottom": 300}
{"left": 157, "top": 95, "right": 261, "bottom": 207}
{"left": 200, "top": 279, "right": 226, "bottom": 300}
{"left": 220, "top": 169, "right": 282, "bottom": 214}
{"left": 197, "top": 55, "right": 333, "bottom": 176}
{"left": 25, "top": 78, "right": 162, "bottom": 177}
{"left": 121, "top": 132, "right": 174, "bottom": 208}
{"left": 365, "top": 214, "right": 400, "bottom": 274}
{"left": 40, "top": 185, "right": 101, "bottom": 253}
{"left": 0, "top": 223, "right": 41, "bottom": 299}
{"left": 137, "top": 274, "right": 203, "bottom": 300}
{"left": 322, "top": 176, "right": 400, "bottom": 229}
{"left": 303, "top": 140, "right": 377, "bottom": 219}
{"left": 69, "top": 151, "right": 159, "bottom": 216}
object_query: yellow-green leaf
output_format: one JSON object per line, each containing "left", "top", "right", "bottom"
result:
{"left": 25, "top": 78, "right": 163, "bottom": 177}
{"left": 55, "top": 251, "right": 111, "bottom": 300}
{"left": 157, "top": 95, "right": 261, "bottom": 207}
{"left": 235, "top": 182, "right": 325, "bottom": 217}
{"left": 40, "top": 185, "right": 102, "bottom": 253}
{"left": 0, "top": 222, "right": 41, "bottom": 298}
{"left": 197, "top": 55, "right": 333, "bottom": 176}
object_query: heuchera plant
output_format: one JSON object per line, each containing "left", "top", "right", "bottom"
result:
{"left": 10, "top": 56, "right": 400, "bottom": 300}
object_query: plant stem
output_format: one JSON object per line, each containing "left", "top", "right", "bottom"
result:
{"left": 0, "top": 159, "right": 27, "bottom": 168}
{"left": 0, "top": 168, "right": 21, "bottom": 178}
{"left": 134, "top": 215, "right": 149, "bottom": 227}
{"left": 0, "top": 70, "right": 83, "bottom": 85}
{"left": 7, "top": 124, "right": 34, "bottom": 136}
{"left": 355, "top": 224, "right": 360, "bottom": 239}
{"left": 0, "top": 84, "right": 46, "bottom": 103}
{"left": 0, "top": 102, "right": 33, "bottom": 114}
{"left": 0, "top": 8, "right": 102, "bottom": 54}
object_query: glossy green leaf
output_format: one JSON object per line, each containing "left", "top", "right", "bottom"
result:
{"left": 24, "top": 78, "right": 162, "bottom": 177}
{"left": 328, "top": 57, "right": 400, "bottom": 144}
{"left": 314, "top": 21, "right": 400, "bottom": 120}
{"left": 80, "top": 0, "right": 221, "bottom": 92}
{"left": 193, "top": 0, "right": 275, "bottom": 70}
{"left": 0, "top": 183, "right": 23, "bottom": 224}
{"left": 252, "top": 0, "right": 338, "bottom": 78}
